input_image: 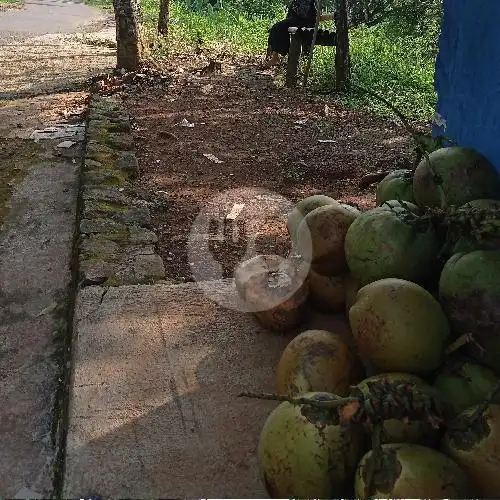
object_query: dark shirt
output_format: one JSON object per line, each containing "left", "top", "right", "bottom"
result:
{"left": 286, "top": 0, "right": 317, "bottom": 23}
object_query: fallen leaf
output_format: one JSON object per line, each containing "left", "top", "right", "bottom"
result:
{"left": 203, "top": 153, "right": 223, "bottom": 164}
{"left": 226, "top": 203, "right": 245, "bottom": 220}
{"left": 176, "top": 118, "right": 195, "bottom": 128}
{"left": 339, "top": 400, "right": 360, "bottom": 424}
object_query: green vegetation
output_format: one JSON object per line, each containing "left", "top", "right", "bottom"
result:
{"left": 0, "top": 0, "right": 24, "bottom": 8}
{"left": 86, "top": 0, "right": 441, "bottom": 120}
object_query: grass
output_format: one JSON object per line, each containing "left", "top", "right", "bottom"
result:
{"left": 84, "top": 0, "right": 439, "bottom": 120}
{"left": 0, "top": 0, "right": 24, "bottom": 8}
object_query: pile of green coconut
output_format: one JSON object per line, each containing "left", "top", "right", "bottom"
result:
{"left": 234, "top": 146, "right": 500, "bottom": 498}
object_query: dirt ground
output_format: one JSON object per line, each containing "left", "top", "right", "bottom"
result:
{"left": 122, "top": 55, "right": 420, "bottom": 282}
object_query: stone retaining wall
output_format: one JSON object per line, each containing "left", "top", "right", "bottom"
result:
{"left": 79, "top": 95, "right": 166, "bottom": 286}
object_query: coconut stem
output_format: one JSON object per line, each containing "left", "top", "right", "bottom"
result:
{"left": 472, "top": 380, "right": 500, "bottom": 421}
{"left": 363, "top": 423, "right": 383, "bottom": 499}
{"left": 445, "top": 333, "right": 486, "bottom": 356}
{"left": 238, "top": 391, "right": 356, "bottom": 409}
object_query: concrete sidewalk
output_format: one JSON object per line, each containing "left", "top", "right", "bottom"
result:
{"left": 0, "top": 110, "right": 84, "bottom": 497}
{"left": 0, "top": 0, "right": 115, "bottom": 496}
{"left": 64, "top": 280, "right": 350, "bottom": 498}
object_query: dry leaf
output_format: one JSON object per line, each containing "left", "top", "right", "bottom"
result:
{"left": 339, "top": 399, "right": 360, "bottom": 423}
{"left": 176, "top": 118, "right": 195, "bottom": 128}
{"left": 203, "top": 153, "right": 223, "bottom": 164}
{"left": 226, "top": 203, "right": 245, "bottom": 220}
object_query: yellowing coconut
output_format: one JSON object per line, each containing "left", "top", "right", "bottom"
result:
{"left": 308, "top": 269, "right": 346, "bottom": 313}
{"left": 354, "top": 443, "right": 470, "bottom": 498}
{"left": 276, "top": 330, "right": 362, "bottom": 396}
{"left": 258, "top": 392, "right": 365, "bottom": 498}
{"left": 287, "top": 195, "right": 338, "bottom": 243}
{"left": 234, "top": 254, "right": 309, "bottom": 332}
{"left": 296, "top": 203, "right": 359, "bottom": 275}
{"left": 441, "top": 404, "right": 500, "bottom": 497}
{"left": 348, "top": 278, "right": 450, "bottom": 375}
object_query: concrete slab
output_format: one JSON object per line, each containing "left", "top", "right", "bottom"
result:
{"left": 0, "top": 153, "right": 80, "bottom": 496}
{"left": 0, "top": 0, "right": 109, "bottom": 41}
{"left": 64, "top": 281, "right": 351, "bottom": 498}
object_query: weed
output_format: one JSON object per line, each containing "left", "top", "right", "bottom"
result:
{"left": 85, "top": 0, "right": 439, "bottom": 120}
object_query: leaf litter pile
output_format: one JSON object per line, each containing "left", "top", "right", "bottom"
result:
{"left": 122, "top": 55, "right": 421, "bottom": 282}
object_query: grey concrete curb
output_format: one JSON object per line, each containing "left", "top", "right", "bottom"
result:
{"left": 79, "top": 94, "right": 166, "bottom": 287}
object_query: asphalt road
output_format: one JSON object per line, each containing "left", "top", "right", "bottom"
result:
{"left": 0, "top": 0, "right": 108, "bottom": 41}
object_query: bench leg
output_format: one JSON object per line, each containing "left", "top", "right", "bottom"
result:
{"left": 285, "top": 35, "right": 302, "bottom": 88}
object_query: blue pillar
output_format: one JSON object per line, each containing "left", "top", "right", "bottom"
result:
{"left": 433, "top": 0, "right": 500, "bottom": 173}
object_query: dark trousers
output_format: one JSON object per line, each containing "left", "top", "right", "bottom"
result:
{"left": 267, "top": 17, "right": 315, "bottom": 56}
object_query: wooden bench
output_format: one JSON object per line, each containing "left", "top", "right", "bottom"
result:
{"left": 286, "top": 26, "right": 337, "bottom": 88}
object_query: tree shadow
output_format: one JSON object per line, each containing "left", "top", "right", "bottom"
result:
{"left": 64, "top": 281, "right": 351, "bottom": 498}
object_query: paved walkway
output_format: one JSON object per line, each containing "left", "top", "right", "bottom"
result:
{"left": 0, "top": 1, "right": 115, "bottom": 497}
{"left": 0, "top": 0, "right": 115, "bottom": 96}
{"left": 64, "top": 281, "right": 349, "bottom": 498}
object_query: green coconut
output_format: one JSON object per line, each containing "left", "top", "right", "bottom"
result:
{"left": 439, "top": 250, "right": 500, "bottom": 363}
{"left": 276, "top": 330, "right": 362, "bottom": 396}
{"left": 451, "top": 199, "right": 500, "bottom": 253}
{"left": 441, "top": 404, "right": 500, "bottom": 497}
{"left": 344, "top": 203, "right": 440, "bottom": 286}
{"left": 355, "top": 443, "right": 471, "bottom": 498}
{"left": 412, "top": 146, "right": 500, "bottom": 208}
{"left": 376, "top": 169, "right": 415, "bottom": 206}
{"left": 308, "top": 269, "right": 346, "bottom": 313}
{"left": 355, "top": 373, "right": 439, "bottom": 445}
{"left": 433, "top": 356, "right": 500, "bottom": 416}
{"left": 258, "top": 392, "right": 365, "bottom": 498}
{"left": 287, "top": 195, "right": 338, "bottom": 243}
{"left": 349, "top": 278, "right": 450, "bottom": 375}
{"left": 296, "top": 204, "right": 359, "bottom": 275}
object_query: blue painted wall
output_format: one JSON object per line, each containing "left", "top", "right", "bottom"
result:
{"left": 433, "top": 0, "right": 500, "bottom": 173}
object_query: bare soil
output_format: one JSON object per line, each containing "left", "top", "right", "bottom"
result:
{"left": 123, "top": 55, "right": 420, "bottom": 282}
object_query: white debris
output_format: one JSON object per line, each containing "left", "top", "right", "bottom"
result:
{"left": 226, "top": 203, "right": 245, "bottom": 221}
{"left": 176, "top": 118, "right": 195, "bottom": 128}
{"left": 203, "top": 153, "right": 223, "bottom": 164}
{"left": 56, "top": 140, "right": 76, "bottom": 148}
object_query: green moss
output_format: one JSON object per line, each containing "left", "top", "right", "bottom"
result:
{"left": 85, "top": 199, "right": 128, "bottom": 213}
{"left": 0, "top": 138, "right": 44, "bottom": 227}
{"left": 83, "top": 168, "right": 131, "bottom": 187}
{"left": 99, "top": 229, "right": 130, "bottom": 244}
{"left": 86, "top": 141, "right": 120, "bottom": 165}
{"left": 104, "top": 276, "right": 126, "bottom": 286}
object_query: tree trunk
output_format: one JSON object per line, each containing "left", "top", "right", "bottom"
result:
{"left": 334, "top": 0, "right": 350, "bottom": 92}
{"left": 113, "top": 0, "right": 144, "bottom": 71}
{"left": 158, "top": 0, "right": 170, "bottom": 36}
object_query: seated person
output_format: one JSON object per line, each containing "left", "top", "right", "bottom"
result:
{"left": 265, "top": 0, "right": 336, "bottom": 68}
